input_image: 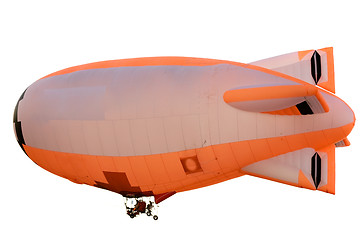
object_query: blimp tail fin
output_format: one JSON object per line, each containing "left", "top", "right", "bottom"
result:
{"left": 335, "top": 138, "right": 351, "bottom": 147}
{"left": 314, "top": 145, "right": 335, "bottom": 194}
{"left": 250, "top": 47, "right": 335, "bottom": 93}
{"left": 241, "top": 146, "right": 335, "bottom": 194}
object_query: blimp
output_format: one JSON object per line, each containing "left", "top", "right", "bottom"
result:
{"left": 13, "top": 47, "right": 355, "bottom": 219}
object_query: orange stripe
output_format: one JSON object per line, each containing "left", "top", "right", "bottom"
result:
{"left": 243, "top": 170, "right": 300, "bottom": 188}
{"left": 343, "top": 138, "right": 351, "bottom": 146}
{"left": 39, "top": 56, "right": 315, "bottom": 88}
{"left": 229, "top": 141, "right": 255, "bottom": 168}
{"left": 223, "top": 84, "right": 318, "bottom": 103}
{"left": 298, "top": 170, "right": 316, "bottom": 190}
{"left": 316, "top": 91, "right": 330, "bottom": 112}
{"left": 145, "top": 154, "right": 171, "bottom": 184}
{"left": 40, "top": 57, "right": 245, "bottom": 80}
{"left": 298, "top": 49, "right": 313, "bottom": 61}
{"left": 291, "top": 106, "right": 301, "bottom": 115}
{"left": 326, "top": 145, "right": 336, "bottom": 194}
{"left": 23, "top": 123, "right": 353, "bottom": 195}
{"left": 318, "top": 47, "right": 335, "bottom": 93}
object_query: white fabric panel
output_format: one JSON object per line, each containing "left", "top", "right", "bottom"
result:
{"left": 82, "top": 121, "right": 103, "bottom": 155}
{"left": 298, "top": 148, "right": 315, "bottom": 181}
{"left": 199, "top": 114, "right": 211, "bottom": 147}
{"left": 244, "top": 157, "right": 299, "bottom": 184}
{"left": 250, "top": 51, "right": 315, "bottom": 86}
{"left": 133, "top": 77, "right": 157, "bottom": 118}
{"left": 218, "top": 104, "right": 238, "bottom": 143}
{"left": 294, "top": 116, "right": 314, "bottom": 134}
{"left": 104, "top": 71, "right": 137, "bottom": 120}
{"left": 208, "top": 101, "right": 220, "bottom": 145}
{"left": 18, "top": 63, "right": 354, "bottom": 156}
{"left": 146, "top": 118, "right": 168, "bottom": 154}
{"left": 113, "top": 120, "right": 135, "bottom": 156}
{"left": 52, "top": 120, "right": 73, "bottom": 153}
{"left": 257, "top": 113, "right": 276, "bottom": 139}
{"left": 306, "top": 95, "right": 325, "bottom": 113}
{"left": 335, "top": 140, "right": 346, "bottom": 147}
{"left": 275, "top": 115, "right": 295, "bottom": 136}
{"left": 97, "top": 121, "right": 119, "bottom": 156}
{"left": 322, "top": 93, "right": 355, "bottom": 128}
{"left": 163, "top": 117, "right": 185, "bottom": 152}
{"left": 43, "top": 86, "right": 106, "bottom": 120}
{"left": 251, "top": 49, "right": 330, "bottom": 89}
{"left": 250, "top": 52, "right": 300, "bottom": 70}
{"left": 274, "top": 59, "right": 313, "bottom": 86}
{"left": 67, "top": 120, "right": 88, "bottom": 155}
{"left": 153, "top": 89, "right": 173, "bottom": 118}
{"left": 237, "top": 111, "right": 257, "bottom": 141}
{"left": 130, "top": 119, "right": 151, "bottom": 155}
{"left": 181, "top": 115, "right": 202, "bottom": 150}
{"left": 20, "top": 64, "right": 301, "bottom": 154}
{"left": 66, "top": 68, "right": 114, "bottom": 88}
{"left": 243, "top": 148, "right": 316, "bottom": 184}
{"left": 40, "top": 123, "right": 57, "bottom": 151}
{"left": 313, "top": 109, "right": 333, "bottom": 131}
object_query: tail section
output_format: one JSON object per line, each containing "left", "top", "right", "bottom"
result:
{"left": 224, "top": 47, "right": 335, "bottom": 116}
{"left": 335, "top": 138, "right": 351, "bottom": 148}
{"left": 250, "top": 47, "right": 335, "bottom": 93}
{"left": 242, "top": 145, "right": 335, "bottom": 194}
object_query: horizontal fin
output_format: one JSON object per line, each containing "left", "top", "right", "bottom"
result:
{"left": 317, "top": 145, "right": 335, "bottom": 194}
{"left": 317, "top": 47, "right": 335, "bottom": 93}
{"left": 335, "top": 138, "right": 351, "bottom": 147}
{"left": 223, "top": 84, "right": 329, "bottom": 115}
{"left": 250, "top": 47, "right": 335, "bottom": 93}
{"left": 242, "top": 146, "right": 335, "bottom": 194}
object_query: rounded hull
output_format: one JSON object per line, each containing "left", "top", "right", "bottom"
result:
{"left": 14, "top": 54, "right": 355, "bottom": 198}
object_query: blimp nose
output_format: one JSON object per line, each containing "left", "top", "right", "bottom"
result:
{"left": 331, "top": 93, "right": 356, "bottom": 138}
{"left": 13, "top": 89, "right": 27, "bottom": 154}
{"left": 343, "top": 102, "right": 356, "bottom": 136}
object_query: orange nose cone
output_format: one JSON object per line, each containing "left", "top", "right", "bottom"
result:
{"left": 343, "top": 100, "right": 356, "bottom": 137}
{"left": 343, "top": 117, "right": 355, "bottom": 138}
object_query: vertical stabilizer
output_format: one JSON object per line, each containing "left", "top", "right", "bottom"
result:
{"left": 250, "top": 47, "right": 335, "bottom": 93}
{"left": 242, "top": 146, "right": 335, "bottom": 194}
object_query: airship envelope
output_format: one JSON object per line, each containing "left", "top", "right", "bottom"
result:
{"left": 13, "top": 47, "right": 355, "bottom": 219}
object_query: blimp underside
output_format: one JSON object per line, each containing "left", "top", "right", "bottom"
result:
{"left": 14, "top": 48, "right": 355, "bottom": 209}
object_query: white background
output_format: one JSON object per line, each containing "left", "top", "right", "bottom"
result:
{"left": 1, "top": 1, "right": 359, "bottom": 239}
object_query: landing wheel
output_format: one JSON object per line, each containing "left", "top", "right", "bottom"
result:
{"left": 146, "top": 211, "right": 152, "bottom": 216}
{"left": 153, "top": 215, "right": 158, "bottom": 220}
{"left": 130, "top": 214, "right": 135, "bottom": 219}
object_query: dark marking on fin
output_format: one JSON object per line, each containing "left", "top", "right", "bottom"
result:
{"left": 311, "top": 50, "right": 322, "bottom": 84}
{"left": 311, "top": 152, "right": 321, "bottom": 189}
